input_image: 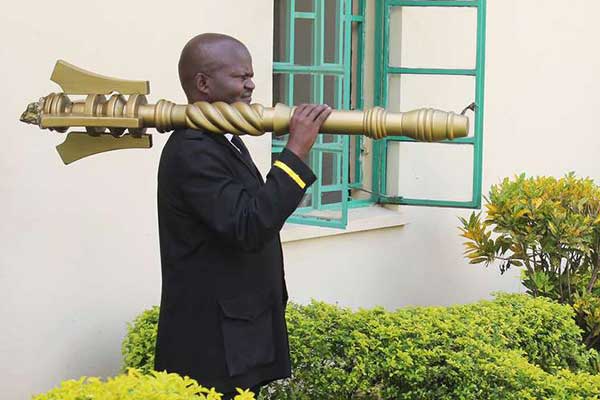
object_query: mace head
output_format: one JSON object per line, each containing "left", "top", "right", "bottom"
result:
{"left": 20, "top": 99, "right": 44, "bottom": 127}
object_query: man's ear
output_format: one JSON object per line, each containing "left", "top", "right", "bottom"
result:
{"left": 194, "top": 72, "right": 210, "bottom": 98}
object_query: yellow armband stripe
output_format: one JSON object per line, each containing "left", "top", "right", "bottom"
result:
{"left": 273, "top": 160, "right": 306, "bottom": 189}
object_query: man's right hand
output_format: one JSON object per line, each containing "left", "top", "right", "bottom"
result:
{"left": 286, "top": 104, "right": 332, "bottom": 160}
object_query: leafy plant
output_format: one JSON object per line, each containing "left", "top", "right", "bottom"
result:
{"left": 123, "top": 295, "right": 600, "bottom": 399}
{"left": 32, "top": 369, "right": 257, "bottom": 400}
{"left": 265, "top": 294, "right": 599, "bottom": 400}
{"left": 460, "top": 173, "right": 600, "bottom": 348}
{"left": 122, "top": 305, "right": 159, "bottom": 374}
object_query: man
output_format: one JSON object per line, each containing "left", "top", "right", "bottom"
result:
{"left": 154, "top": 33, "right": 331, "bottom": 399}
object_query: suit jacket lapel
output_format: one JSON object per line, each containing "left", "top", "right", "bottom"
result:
{"left": 209, "top": 133, "right": 262, "bottom": 182}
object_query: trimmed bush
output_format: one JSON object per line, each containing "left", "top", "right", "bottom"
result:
{"left": 32, "top": 369, "right": 257, "bottom": 400}
{"left": 122, "top": 305, "right": 159, "bottom": 374}
{"left": 123, "top": 294, "right": 600, "bottom": 399}
{"left": 267, "top": 294, "right": 600, "bottom": 399}
{"left": 460, "top": 173, "right": 600, "bottom": 348}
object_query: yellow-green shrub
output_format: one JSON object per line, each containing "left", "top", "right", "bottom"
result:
{"left": 122, "top": 294, "right": 600, "bottom": 399}
{"left": 460, "top": 173, "right": 600, "bottom": 348}
{"left": 266, "top": 294, "right": 600, "bottom": 399}
{"left": 122, "top": 305, "right": 159, "bottom": 374}
{"left": 32, "top": 369, "right": 257, "bottom": 400}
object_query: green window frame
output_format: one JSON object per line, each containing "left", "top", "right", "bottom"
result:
{"left": 273, "top": 0, "right": 366, "bottom": 229}
{"left": 273, "top": 0, "right": 486, "bottom": 229}
{"left": 372, "top": 0, "right": 487, "bottom": 208}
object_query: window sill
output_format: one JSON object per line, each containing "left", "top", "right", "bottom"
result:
{"left": 281, "top": 205, "right": 407, "bottom": 243}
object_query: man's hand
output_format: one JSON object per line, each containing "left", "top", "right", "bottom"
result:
{"left": 286, "top": 104, "right": 332, "bottom": 160}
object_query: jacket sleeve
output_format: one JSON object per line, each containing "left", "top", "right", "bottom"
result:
{"left": 180, "top": 146, "right": 316, "bottom": 251}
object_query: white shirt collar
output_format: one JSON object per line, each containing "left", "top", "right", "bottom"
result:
{"left": 224, "top": 133, "right": 241, "bottom": 153}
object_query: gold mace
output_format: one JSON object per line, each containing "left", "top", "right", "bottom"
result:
{"left": 20, "top": 60, "right": 469, "bottom": 165}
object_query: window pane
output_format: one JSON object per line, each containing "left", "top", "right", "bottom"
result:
{"left": 324, "top": 0, "right": 340, "bottom": 63}
{"left": 322, "top": 152, "right": 341, "bottom": 185}
{"left": 323, "top": 74, "right": 340, "bottom": 108}
{"left": 323, "top": 190, "right": 343, "bottom": 205}
{"left": 273, "top": 73, "right": 289, "bottom": 105}
{"left": 388, "top": 74, "right": 475, "bottom": 136}
{"left": 349, "top": 136, "right": 362, "bottom": 185}
{"left": 322, "top": 74, "right": 341, "bottom": 143}
{"left": 350, "top": 21, "right": 361, "bottom": 109}
{"left": 298, "top": 191, "right": 313, "bottom": 208}
{"left": 386, "top": 142, "right": 473, "bottom": 201}
{"left": 272, "top": 74, "right": 290, "bottom": 146}
{"left": 294, "top": 74, "right": 315, "bottom": 104}
{"left": 273, "top": 0, "right": 290, "bottom": 62}
{"left": 389, "top": 6, "right": 477, "bottom": 69}
{"left": 294, "top": 18, "right": 314, "bottom": 65}
{"left": 296, "top": 0, "right": 313, "bottom": 12}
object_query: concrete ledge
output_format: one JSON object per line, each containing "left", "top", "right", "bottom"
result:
{"left": 281, "top": 205, "right": 407, "bottom": 243}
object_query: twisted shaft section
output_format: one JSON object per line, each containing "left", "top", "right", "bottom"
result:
{"left": 185, "top": 102, "right": 266, "bottom": 136}
{"left": 177, "top": 102, "right": 469, "bottom": 142}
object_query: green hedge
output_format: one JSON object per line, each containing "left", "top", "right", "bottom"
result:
{"left": 271, "top": 294, "right": 600, "bottom": 399}
{"left": 32, "top": 369, "right": 257, "bottom": 400}
{"left": 123, "top": 294, "right": 600, "bottom": 400}
{"left": 122, "top": 305, "right": 159, "bottom": 374}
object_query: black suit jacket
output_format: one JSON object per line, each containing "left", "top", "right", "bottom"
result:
{"left": 154, "top": 128, "right": 315, "bottom": 392}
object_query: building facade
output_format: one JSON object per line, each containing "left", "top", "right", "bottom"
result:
{"left": 2, "top": 0, "right": 600, "bottom": 398}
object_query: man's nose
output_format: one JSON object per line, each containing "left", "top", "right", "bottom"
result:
{"left": 245, "top": 79, "right": 255, "bottom": 91}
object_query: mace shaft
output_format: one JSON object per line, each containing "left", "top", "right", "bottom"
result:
{"left": 25, "top": 93, "right": 468, "bottom": 142}
{"left": 19, "top": 60, "right": 471, "bottom": 164}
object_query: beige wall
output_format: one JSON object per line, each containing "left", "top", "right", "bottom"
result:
{"left": 1, "top": 1, "right": 273, "bottom": 398}
{"left": 284, "top": 0, "right": 600, "bottom": 308}
{"left": 3, "top": 0, "right": 600, "bottom": 398}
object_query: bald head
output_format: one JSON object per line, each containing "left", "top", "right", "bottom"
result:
{"left": 178, "top": 33, "right": 255, "bottom": 104}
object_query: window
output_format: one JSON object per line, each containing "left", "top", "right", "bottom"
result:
{"left": 273, "top": 0, "right": 486, "bottom": 229}
{"left": 273, "top": 0, "right": 366, "bottom": 228}
{"left": 372, "top": 0, "right": 487, "bottom": 208}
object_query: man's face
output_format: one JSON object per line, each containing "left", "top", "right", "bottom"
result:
{"left": 206, "top": 48, "right": 255, "bottom": 104}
